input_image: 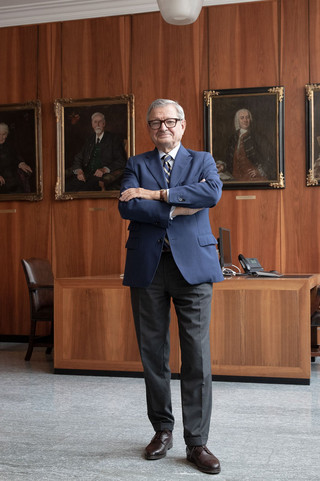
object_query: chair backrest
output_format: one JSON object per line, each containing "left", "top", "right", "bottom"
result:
{"left": 21, "top": 258, "right": 54, "bottom": 313}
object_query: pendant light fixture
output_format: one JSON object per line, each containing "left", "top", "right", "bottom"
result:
{"left": 157, "top": 0, "right": 204, "bottom": 25}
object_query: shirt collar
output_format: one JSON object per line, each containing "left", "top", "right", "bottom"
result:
{"left": 96, "top": 132, "right": 104, "bottom": 143}
{"left": 158, "top": 142, "right": 181, "bottom": 161}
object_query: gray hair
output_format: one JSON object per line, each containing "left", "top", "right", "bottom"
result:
{"left": 234, "top": 109, "right": 252, "bottom": 130}
{"left": 0, "top": 122, "right": 9, "bottom": 134}
{"left": 146, "top": 99, "right": 185, "bottom": 122}
{"left": 91, "top": 112, "right": 105, "bottom": 121}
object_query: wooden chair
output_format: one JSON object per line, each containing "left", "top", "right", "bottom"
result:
{"left": 21, "top": 258, "right": 54, "bottom": 361}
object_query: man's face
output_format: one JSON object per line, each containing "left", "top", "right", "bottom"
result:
{"left": 0, "top": 128, "right": 8, "bottom": 144}
{"left": 238, "top": 110, "right": 251, "bottom": 130}
{"left": 91, "top": 115, "right": 105, "bottom": 135}
{"left": 147, "top": 105, "right": 186, "bottom": 152}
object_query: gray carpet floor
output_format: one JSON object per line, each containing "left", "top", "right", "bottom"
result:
{"left": 0, "top": 342, "right": 319, "bottom": 481}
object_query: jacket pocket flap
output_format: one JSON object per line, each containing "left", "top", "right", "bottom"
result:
{"left": 198, "top": 234, "right": 217, "bottom": 246}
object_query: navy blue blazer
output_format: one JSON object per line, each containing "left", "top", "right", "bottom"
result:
{"left": 118, "top": 145, "right": 224, "bottom": 287}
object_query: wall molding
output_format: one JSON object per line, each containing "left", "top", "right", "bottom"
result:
{"left": 0, "top": 0, "right": 261, "bottom": 28}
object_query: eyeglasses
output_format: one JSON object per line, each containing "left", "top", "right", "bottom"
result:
{"left": 148, "top": 118, "right": 182, "bottom": 130}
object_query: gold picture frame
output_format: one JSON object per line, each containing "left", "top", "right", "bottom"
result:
{"left": 306, "top": 83, "right": 320, "bottom": 186}
{"left": 54, "top": 95, "right": 135, "bottom": 200}
{"left": 0, "top": 100, "right": 42, "bottom": 201}
{"left": 204, "top": 86, "right": 285, "bottom": 189}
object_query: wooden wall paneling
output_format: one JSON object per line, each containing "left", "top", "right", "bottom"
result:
{"left": 0, "top": 26, "right": 51, "bottom": 336}
{"left": 53, "top": 16, "right": 132, "bottom": 279}
{"left": 38, "top": 22, "right": 62, "bottom": 198}
{"left": 131, "top": 11, "right": 208, "bottom": 154}
{"left": 280, "top": 0, "right": 311, "bottom": 273}
{"left": 61, "top": 16, "right": 131, "bottom": 99}
{"left": 0, "top": 26, "right": 38, "bottom": 103}
{"left": 208, "top": 1, "right": 279, "bottom": 90}
{"left": 307, "top": 0, "right": 320, "bottom": 272}
{"left": 53, "top": 199, "right": 125, "bottom": 277}
{"left": 207, "top": 2, "right": 282, "bottom": 272}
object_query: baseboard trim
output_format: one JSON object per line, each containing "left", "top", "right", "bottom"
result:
{"left": 0, "top": 335, "right": 28, "bottom": 343}
{"left": 212, "top": 374, "right": 310, "bottom": 385}
{"left": 54, "top": 369, "right": 309, "bottom": 385}
{"left": 53, "top": 369, "right": 182, "bottom": 379}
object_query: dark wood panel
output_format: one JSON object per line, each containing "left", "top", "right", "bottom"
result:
{"left": 208, "top": 1, "right": 279, "bottom": 89}
{"left": 52, "top": 17, "right": 131, "bottom": 278}
{"left": 1, "top": 1, "right": 320, "bottom": 338}
{"left": 305, "top": 0, "right": 320, "bottom": 273}
{"left": 131, "top": 11, "right": 208, "bottom": 154}
{"left": 61, "top": 16, "right": 131, "bottom": 98}
{"left": 211, "top": 190, "right": 281, "bottom": 272}
{"left": 310, "top": 0, "right": 320, "bottom": 80}
{"left": 53, "top": 199, "right": 126, "bottom": 277}
{"left": 0, "top": 25, "right": 51, "bottom": 335}
{"left": 207, "top": 1, "right": 282, "bottom": 272}
{"left": 280, "top": 0, "right": 313, "bottom": 273}
{"left": 0, "top": 26, "right": 38, "bottom": 103}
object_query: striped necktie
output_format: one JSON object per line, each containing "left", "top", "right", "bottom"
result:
{"left": 161, "top": 154, "right": 172, "bottom": 251}
{"left": 162, "top": 154, "right": 172, "bottom": 185}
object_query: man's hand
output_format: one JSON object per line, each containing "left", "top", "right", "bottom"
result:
{"left": 94, "top": 168, "right": 105, "bottom": 178}
{"left": 119, "top": 188, "right": 161, "bottom": 202}
{"left": 76, "top": 170, "right": 86, "bottom": 182}
{"left": 0, "top": 176, "right": 5, "bottom": 186}
{"left": 18, "top": 162, "right": 32, "bottom": 174}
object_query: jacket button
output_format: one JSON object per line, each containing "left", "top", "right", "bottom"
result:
{"left": 178, "top": 196, "right": 185, "bottom": 202}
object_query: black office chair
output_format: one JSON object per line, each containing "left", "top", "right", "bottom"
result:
{"left": 21, "top": 258, "right": 54, "bottom": 361}
{"left": 311, "top": 286, "right": 320, "bottom": 361}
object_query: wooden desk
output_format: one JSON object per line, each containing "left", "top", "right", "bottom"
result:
{"left": 211, "top": 274, "right": 320, "bottom": 384}
{"left": 54, "top": 274, "right": 320, "bottom": 384}
{"left": 54, "top": 275, "right": 180, "bottom": 373}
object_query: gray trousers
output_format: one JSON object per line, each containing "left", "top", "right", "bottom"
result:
{"left": 130, "top": 252, "right": 213, "bottom": 447}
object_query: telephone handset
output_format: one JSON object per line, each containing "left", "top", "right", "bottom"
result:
{"left": 238, "top": 254, "right": 264, "bottom": 274}
{"left": 238, "top": 254, "right": 283, "bottom": 277}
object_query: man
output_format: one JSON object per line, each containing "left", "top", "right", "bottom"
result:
{"left": 224, "top": 108, "right": 275, "bottom": 181}
{"left": 66, "top": 112, "right": 127, "bottom": 191}
{"left": 118, "top": 99, "right": 224, "bottom": 474}
{"left": 0, "top": 122, "right": 33, "bottom": 193}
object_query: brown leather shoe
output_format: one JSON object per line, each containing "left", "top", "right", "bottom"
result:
{"left": 186, "top": 445, "right": 221, "bottom": 474}
{"left": 145, "top": 430, "right": 173, "bottom": 460}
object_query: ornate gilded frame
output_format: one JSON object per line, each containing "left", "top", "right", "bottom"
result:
{"left": 305, "top": 83, "right": 320, "bottom": 186}
{"left": 54, "top": 95, "right": 135, "bottom": 200}
{"left": 0, "top": 100, "right": 42, "bottom": 201}
{"left": 204, "top": 86, "right": 285, "bottom": 189}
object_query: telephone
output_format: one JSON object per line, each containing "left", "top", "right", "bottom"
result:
{"left": 238, "top": 254, "right": 283, "bottom": 277}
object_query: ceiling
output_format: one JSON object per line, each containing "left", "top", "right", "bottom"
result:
{"left": 0, "top": 0, "right": 261, "bottom": 28}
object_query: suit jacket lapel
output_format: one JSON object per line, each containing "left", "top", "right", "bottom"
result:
{"left": 144, "top": 148, "right": 167, "bottom": 188}
{"left": 170, "top": 145, "right": 192, "bottom": 187}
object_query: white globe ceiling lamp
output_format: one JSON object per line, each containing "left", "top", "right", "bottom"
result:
{"left": 157, "top": 0, "right": 204, "bottom": 26}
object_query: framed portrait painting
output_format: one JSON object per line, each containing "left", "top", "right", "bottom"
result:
{"left": 0, "top": 100, "right": 42, "bottom": 201}
{"left": 54, "top": 94, "right": 135, "bottom": 200}
{"left": 305, "top": 83, "right": 320, "bottom": 186}
{"left": 204, "top": 86, "right": 285, "bottom": 189}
